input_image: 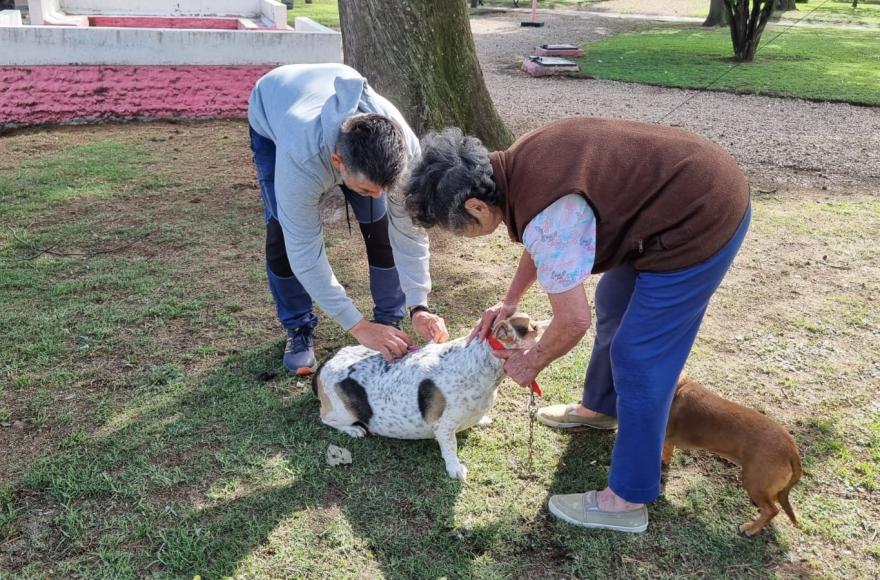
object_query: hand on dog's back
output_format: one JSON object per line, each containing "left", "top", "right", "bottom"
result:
{"left": 315, "top": 313, "right": 541, "bottom": 479}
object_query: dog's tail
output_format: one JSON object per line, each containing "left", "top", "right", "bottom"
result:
{"left": 779, "top": 455, "right": 802, "bottom": 526}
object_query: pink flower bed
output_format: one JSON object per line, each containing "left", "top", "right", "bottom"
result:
{"left": 0, "top": 65, "right": 273, "bottom": 128}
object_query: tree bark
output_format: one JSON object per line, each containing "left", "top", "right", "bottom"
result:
{"left": 774, "top": 0, "right": 796, "bottom": 10}
{"left": 724, "top": 0, "right": 777, "bottom": 61}
{"left": 704, "top": 0, "right": 729, "bottom": 26}
{"left": 339, "top": 0, "right": 513, "bottom": 150}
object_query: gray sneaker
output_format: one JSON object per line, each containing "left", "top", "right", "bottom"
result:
{"left": 283, "top": 327, "right": 316, "bottom": 376}
{"left": 537, "top": 403, "right": 618, "bottom": 430}
{"left": 549, "top": 490, "right": 648, "bottom": 533}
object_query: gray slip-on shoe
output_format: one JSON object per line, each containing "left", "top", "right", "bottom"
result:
{"left": 548, "top": 490, "right": 648, "bottom": 533}
{"left": 536, "top": 403, "right": 618, "bottom": 430}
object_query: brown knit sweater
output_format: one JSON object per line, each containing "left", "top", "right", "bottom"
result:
{"left": 489, "top": 117, "right": 750, "bottom": 273}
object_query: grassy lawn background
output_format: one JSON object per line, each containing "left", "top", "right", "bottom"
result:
{"left": 289, "top": 0, "right": 605, "bottom": 28}
{"left": 1, "top": 121, "right": 878, "bottom": 577}
{"left": 575, "top": 25, "right": 880, "bottom": 105}
{"left": 596, "top": 0, "right": 880, "bottom": 25}
{"left": 477, "top": 0, "right": 602, "bottom": 8}
{"left": 289, "top": 2, "right": 880, "bottom": 106}
{"left": 288, "top": 0, "right": 880, "bottom": 28}
{"left": 791, "top": 0, "right": 880, "bottom": 26}
{"left": 288, "top": 0, "right": 340, "bottom": 28}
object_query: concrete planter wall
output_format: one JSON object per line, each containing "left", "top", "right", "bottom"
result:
{"left": 0, "top": 12, "right": 342, "bottom": 129}
{"left": 28, "top": 0, "right": 289, "bottom": 29}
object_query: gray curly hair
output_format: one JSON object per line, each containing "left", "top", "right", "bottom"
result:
{"left": 404, "top": 128, "right": 503, "bottom": 233}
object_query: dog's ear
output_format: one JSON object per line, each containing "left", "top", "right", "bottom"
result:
{"left": 532, "top": 320, "right": 551, "bottom": 335}
{"left": 505, "top": 313, "right": 533, "bottom": 339}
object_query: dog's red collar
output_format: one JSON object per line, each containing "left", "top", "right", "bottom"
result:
{"left": 486, "top": 336, "right": 543, "bottom": 396}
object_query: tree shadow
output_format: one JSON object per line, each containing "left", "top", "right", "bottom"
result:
{"left": 10, "top": 341, "right": 479, "bottom": 578}
{"left": 11, "top": 339, "right": 845, "bottom": 577}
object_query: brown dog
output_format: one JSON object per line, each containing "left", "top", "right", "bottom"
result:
{"left": 663, "top": 374, "right": 802, "bottom": 536}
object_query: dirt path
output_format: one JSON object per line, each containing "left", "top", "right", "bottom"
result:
{"left": 470, "top": 10, "right": 880, "bottom": 193}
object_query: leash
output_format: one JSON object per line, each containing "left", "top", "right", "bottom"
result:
{"left": 486, "top": 336, "right": 542, "bottom": 477}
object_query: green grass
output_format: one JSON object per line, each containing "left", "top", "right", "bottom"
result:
{"left": 1, "top": 122, "right": 878, "bottom": 577}
{"left": 0, "top": 140, "right": 167, "bottom": 220}
{"left": 477, "top": 0, "right": 601, "bottom": 8}
{"left": 284, "top": 0, "right": 880, "bottom": 30}
{"left": 575, "top": 25, "right": 880, "bottom": 105}
{"left": 592, "top": 0, "right": 880, "bottom": 23}
{"left": 592, "top": 0, "right": 880, "bottom": 22}
{"left": 781, "top": 1, "right": 880, "bottom": 26}
{"left": 286, "top": 0, "right": 607, "bottom": 29}
{"left": 596, "top": 0, "right": 708, "bottom": 17}
{"left": 288, "top": 0, "right": 340, "bottom": 28}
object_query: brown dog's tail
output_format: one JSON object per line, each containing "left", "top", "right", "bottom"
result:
{"left": 779, "top": 455, "right": 802, "bottom": 526}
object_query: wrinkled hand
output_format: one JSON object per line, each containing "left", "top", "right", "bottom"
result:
{"left": 412, "top": 311, "right": 449, "bottom": 343}
{"left": 467, "top": 301, "right": 518, "bottom": 344}
{"left": 492, "top": 348, "right": 542, "bottom": 387}
{"left": 350, "top": 320, "right": 415, "bottom": 363}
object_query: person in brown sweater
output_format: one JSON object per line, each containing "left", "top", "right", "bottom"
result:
{"left": 404, "top": 117, "right": 750, "bottom": 533}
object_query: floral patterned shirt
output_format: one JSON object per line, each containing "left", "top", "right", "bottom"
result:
{"left": 522, "top": 194, "right": 596, "bottom": 294}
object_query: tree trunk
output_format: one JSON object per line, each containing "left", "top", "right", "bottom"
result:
{"left": 774, "top": 0, "right": 796, "bottom": 9}
{"left": 704, "top": 0, "right": 729, "bottom": 26}
{"left": 724, "top": 0, "right": 777, "bottom": 62}
{"left": 338, "top": 0, "right": 513, "bottom": 150}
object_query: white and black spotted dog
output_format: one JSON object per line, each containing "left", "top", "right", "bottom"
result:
{"left": 312, "top": 313, "right": 545, "bottom": 480}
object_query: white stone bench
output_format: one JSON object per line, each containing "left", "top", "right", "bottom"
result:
{"left": 2, "top": 17, "right": 341, "bottom": 65}
{"left": 0, "top": 9, "right": 23, "bottom": 26}
{"left": 28, "top": 0, "right": 289, "bottom": 29}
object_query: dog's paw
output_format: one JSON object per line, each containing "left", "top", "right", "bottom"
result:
{"left": 739, "top": 521, "right": 762, "bottom": 536}
{"left": 339, "top": 425, "right": 367, "bottom": 438}
{"left": 446, "top": 462, "right": 468, "bottom": 481}
{"left": 476, "top": 415, "right": 493, "bottom": 427}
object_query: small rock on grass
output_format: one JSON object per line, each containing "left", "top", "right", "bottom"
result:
{"left": 326, "top": 444, "right": 352, "bottom": 466}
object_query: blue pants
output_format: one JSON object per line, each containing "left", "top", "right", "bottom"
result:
{"left": 582, "top": 206, "right": 751, "bottom": 503}
{"left": 250, "top": 126, "right": 405, "bottom": 331}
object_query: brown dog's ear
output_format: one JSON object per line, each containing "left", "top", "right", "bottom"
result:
{"left": 507, "top": 313, "right": 532, "bottom": 333}
{"left": 508, "top": 313, "right": 531, "bottom": 323}
{"left": 533, "top": 320, "right": 551, "bottom": 335}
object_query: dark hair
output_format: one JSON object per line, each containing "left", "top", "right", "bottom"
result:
{"left": 404, "top": 128, "right": 502, "bottom": 232}
{"left": 337, "top": 113, "right": 407, "bottom": 188}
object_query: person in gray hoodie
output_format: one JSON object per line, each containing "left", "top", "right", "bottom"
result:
{"left": 248, "top": 64, "right": 448, "bottom": 373}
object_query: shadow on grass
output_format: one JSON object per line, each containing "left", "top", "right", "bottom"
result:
{"left": 9, "top": 342, "right": 476, "bottom": 578}
{"left": 9, "top": 345, "right": 840, "bottom": 577}
{"left": 544, "top": 428, "right": 801, "bottom": 576}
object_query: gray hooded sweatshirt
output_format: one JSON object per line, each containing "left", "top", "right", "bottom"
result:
{"left": 248, "top": 64, "right": 430, "bottom": 331}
